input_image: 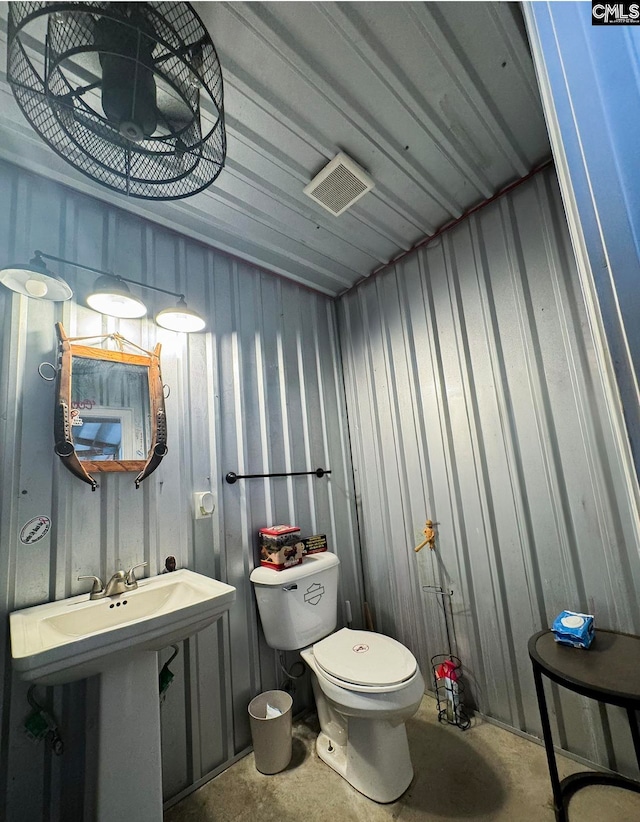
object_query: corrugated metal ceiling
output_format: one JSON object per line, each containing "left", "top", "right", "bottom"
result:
{"left": 0, "top": 2, "right": 551, "bottom": 295}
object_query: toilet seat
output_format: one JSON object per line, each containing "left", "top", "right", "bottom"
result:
{"left": 312, "top": 628, "right": 417, "bottom": 693}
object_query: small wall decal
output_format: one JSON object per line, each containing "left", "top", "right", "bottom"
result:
{"left": 19, "top": 516, "right": 51, "bottom": 545}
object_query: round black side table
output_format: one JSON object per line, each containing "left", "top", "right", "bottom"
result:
{"left": 528, "top": 629, "right": 640, "bottom": 822}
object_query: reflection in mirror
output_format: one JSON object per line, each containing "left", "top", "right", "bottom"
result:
{"left": 54, "top": 323, "right": 167, "bottom": 490}
{"left": 72, "top": 409, "right": 135, "bottom": 461}
{"left": 71, "top": 358, "right": 150, "bottom": 462}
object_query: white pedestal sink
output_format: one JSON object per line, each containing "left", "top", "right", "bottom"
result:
{"left": 10, "top": 569, "right": 236, "bottom": 822}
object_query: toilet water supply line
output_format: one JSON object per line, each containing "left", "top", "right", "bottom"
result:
{"left": 159, "top": 645, "right": 180, "bottom": 703}
{"left": 25, "top": 559, "right": 181, "bottom": 744}
{"left": 276, "top": 599, "right": 355, "bottom": 692}
{"left": 24, "top": 644, "right": 180, "bottom": 755}
{"left": 24, "top": 686, "right": 63, "bottom": 755}
{"left": 278, "top": 653, "right": 305, "bottom": 694}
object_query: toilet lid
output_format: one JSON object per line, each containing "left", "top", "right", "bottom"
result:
{"left": 313, "top": 628, "right": 417, "bottom": 687}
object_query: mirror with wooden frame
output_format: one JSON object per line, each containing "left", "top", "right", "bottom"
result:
{"left": 54, "top": 323, "right": 167, "bottom": 491}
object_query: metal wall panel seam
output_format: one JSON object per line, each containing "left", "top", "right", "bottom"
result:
{"left": 500, "top": 193, "right": 587, "bottom": 606}
{"left": 374, "top": 271, "right": 428, "bottom": 650}
{"left": 274, "top": 280, "right": 295, "bottom": 519}
{"left": 337, "top": 297, "right": 381, "bottom": 626}
{"left": 310, "top": 299, "right": 332, "bottom": 538}
{"left": 437, "top": 230, "right": 509, "bottom": 716}
{"left": 465, "top": 219, "right": 525, "bottom": 723}
{"left": 185, "top": 635, "right": 201, "bottom": 787}
{"left": 323, "top": 297, "right": 365, "bottom": 626}
{"left": 368, "top": 275, "right": 411, "bottom": 637}
{"left": 296, "top": 304, "right": 318, "bottom": 533}
{"left": 180, "top": 308, "right": 204, "bottom": 783}
{"left": 0, "top": 296, "right": 29, "bottom": 822}
{"left": 254, "top": 282, "right": 275, "bottom": 521}
{"left": 8, "top": 175, "right": 51, "bottom": 822}
{"left": 394, "top": 259, "right": 451, "bottom": 665}
{"left": 229, "top": 260, "right": 262, "bottom": 742}
{"left": 465, "top": 208, "right": 547, "bottom": 724}
{"left": 358, "top": 286, "right": 401, "bottom": 632}
{"left": 406, "top": 250, "right": 458, "bottom": 664}
{"left": 207, "top": 252, "right": 241, "bottom": 767}
{"left": 387, "top": 263, "right": 439, "bottom": 660}
{"left": 332, "top": 300, "right": 368, "bottom": 623}
{"left": 417, "top": 242, "right": 488, "bottom": 703}
{"left": 453, "top": 217, "right": 527, "bottom": 729}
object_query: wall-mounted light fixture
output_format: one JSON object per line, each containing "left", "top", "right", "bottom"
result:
{"left": 0, "top": 250, "right": 205, "bottom": 332}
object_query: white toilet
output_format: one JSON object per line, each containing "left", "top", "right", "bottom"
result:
{"left": 250, "top": 552, "right": 425, "bottom": 803}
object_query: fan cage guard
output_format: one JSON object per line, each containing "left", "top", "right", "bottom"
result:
{"left": 7, "top": 1, "right": 226, "bottom": 200}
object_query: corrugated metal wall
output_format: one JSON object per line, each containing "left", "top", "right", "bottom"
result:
{"left": 0, "top": 159, "right": 362, "bottom": 821}
{"left": 339, "top": 166, "right": 640, "bottom": 775}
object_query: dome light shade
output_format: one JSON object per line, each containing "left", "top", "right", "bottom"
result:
{"left": 87, "top": 274, "right": 147, "bottom": 319}
{"left": 0, "top": 257, "right": 73, "bottom": 301}
{"left": 155, "top": 298, "right": 205, "bottom": 332}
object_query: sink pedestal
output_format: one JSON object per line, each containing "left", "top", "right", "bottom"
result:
{"left": 91, "top": 652, "right": 163, "bottom": 822}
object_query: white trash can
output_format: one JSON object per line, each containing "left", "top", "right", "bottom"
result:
{"left": 248, "top": 689, "right": 293, "bottom": 774}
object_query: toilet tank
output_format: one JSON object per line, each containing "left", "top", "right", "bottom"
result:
{"left": 250, "top": 552, "right": 340, "bottom": 651}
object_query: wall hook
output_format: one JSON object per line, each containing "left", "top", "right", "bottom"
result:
{"left": 415, "top": 519, "right": 437, "bottom": 552}
{"left": 38, "top": 361, "right": 57, "bottom": 381}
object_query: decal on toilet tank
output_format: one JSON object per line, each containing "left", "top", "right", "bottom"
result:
{"left": 352, "top": 643, "right": 370, "bottom": 653}
{"left": 304, "top": 582, "right": 324, "bottom": 605}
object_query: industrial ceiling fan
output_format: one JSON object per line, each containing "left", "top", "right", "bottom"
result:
{"left": 6, "top": 2, "right": 226, "bottom": 200}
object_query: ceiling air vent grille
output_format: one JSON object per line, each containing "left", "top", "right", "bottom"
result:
{"left": 303, "top": 152, "right": 374, "bottom": 216}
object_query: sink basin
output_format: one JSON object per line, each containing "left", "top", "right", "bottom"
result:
{"left": 10, "top": 569, "right": 236, "bottom": 685}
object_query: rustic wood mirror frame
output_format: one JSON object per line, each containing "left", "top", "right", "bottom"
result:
{"left": 54, "top": 323, "right": 167, "bottom": 491}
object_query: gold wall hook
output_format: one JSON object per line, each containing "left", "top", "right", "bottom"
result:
{"left": 415, "top": 519, "right": 437, "bottom": 552}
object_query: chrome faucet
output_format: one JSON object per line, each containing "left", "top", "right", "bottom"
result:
{"left": 78, "top": 562, "right": 148, "bottom": 600}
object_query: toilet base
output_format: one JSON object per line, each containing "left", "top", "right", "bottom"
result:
{"left": 315, "top": 717, "right": 414, "bottom": 803}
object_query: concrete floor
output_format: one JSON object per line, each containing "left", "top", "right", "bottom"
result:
{"left": 165, "top": 695, "right": 640, "bottom": 822}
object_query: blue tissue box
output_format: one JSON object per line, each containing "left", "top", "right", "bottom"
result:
{"left": 552, "top": 610, "right": 594, "bottom": 648}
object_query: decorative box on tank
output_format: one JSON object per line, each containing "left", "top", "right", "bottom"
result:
{"left": 259, "top": 525, "right": 303, "bottom": 570}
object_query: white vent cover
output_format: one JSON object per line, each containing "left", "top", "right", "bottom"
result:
{"left": 303, "top": 152, "right": 374, "bottom": 216}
